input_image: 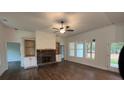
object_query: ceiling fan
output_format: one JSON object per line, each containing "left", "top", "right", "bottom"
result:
{"left": 52, "top": 21, "right": 74, "bottom": 34}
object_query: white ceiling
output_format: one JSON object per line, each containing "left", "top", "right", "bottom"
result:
{"left": 0, "top": 12, "right": 124, "bottom": 36}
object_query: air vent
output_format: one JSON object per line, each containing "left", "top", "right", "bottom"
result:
{"left": 3, "top": 18, "right": 8, "bottom": 22}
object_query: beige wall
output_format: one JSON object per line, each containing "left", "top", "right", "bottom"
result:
{"left": 5, "top": 30, "right": 35, "bottom": 67}
{"left": 65, "top": 25, "right": 124, "bottom": 72}
{"left": 36, "top": 31, "right": 56, "bottom": 49}
{"left": 0, "top": 23, "right": 11, "bottom": 75}
{"left": 56, "top": 36, "right": 64, "bottom": 45}
{"left": 115, "top": 23, "right": 124, "bottom": 42}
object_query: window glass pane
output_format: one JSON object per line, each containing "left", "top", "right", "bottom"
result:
{"left": 77, "top": 50, "right": 83, "bottom": 57}
{"left": 69, "top": 50, "right": 75, "bottom": 56}
{"left": 69, "top": 42, "right": 75, "bottom": 49}
{"left": 69, "top": 42, "right": 75, "bottom": 56}
{"left": 76, "top": 43, "right": 84, "bottom": 57}
{"left": 85, "top": 41, "right": 96, "bottom": 60}
{"left": 77, "top": 44, "right": 83, "bottom": 49}
{"left": 85, "top": 42, "right": 91, "bottom": 58}
{"left": 110, "top": 42, "right": 124, "bottom": 68}
{"left": 92, "top": 41, "right": 96, "bottom": 59}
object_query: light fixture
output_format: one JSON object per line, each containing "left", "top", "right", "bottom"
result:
{"left": 60, "top": 28, "right": 65, "bottom": 34}
{"left": 52, "top": 20, "right": 74, "bottom": 34}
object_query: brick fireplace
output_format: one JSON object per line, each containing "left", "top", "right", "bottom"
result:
{"left": 37, "top": 49, "right": 56, "bottom": 65}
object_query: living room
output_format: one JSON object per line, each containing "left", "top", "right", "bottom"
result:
{"left": 0, "top": 13, "right": 124, "bottom": 80}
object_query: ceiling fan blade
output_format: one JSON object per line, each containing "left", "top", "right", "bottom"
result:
{"left": 52, "top": 28, "right": 59, "bottom": 30}
{"left": 66, "top": 29, "right": 74, "bottom": 32}
{"left": 52, "top": 31, "right": 60, "bottom": 34}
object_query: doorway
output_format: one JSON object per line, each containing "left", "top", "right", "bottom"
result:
{"left": 109, "top": 42, "right": 124, "bottom": 71}
{"left": 60, "top": 45, "right": 64, "bottom": 61}
{"left": 7, "top": 42, "right": 21, "bottom": 70}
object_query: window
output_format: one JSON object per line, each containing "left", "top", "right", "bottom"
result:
{"left": 85, "top": 40, "right": 96, "bottom": 59}
{"left": 85, "top": 42, "right": 91, "bottom": 58}
{"left": 110, "top": 42, "right": 124, "bottom": 68}
{"left": 91, "top": 40, "right": 96, "bottom": 59}
{"left": 76, "top": 43, "right": 84, "bottom": 57}
{"left": 69, "top": 42, "right": 75, "bottom": 56}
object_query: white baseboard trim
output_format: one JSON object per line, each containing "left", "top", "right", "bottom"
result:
{"left": 24, "top": 65, "right": 37, "bottom": 69}
{"left": 0, "top": 66, "right": 8, "bottom": 76}
{"left": 67, "top": 60, "right": 119, "bottom": 73}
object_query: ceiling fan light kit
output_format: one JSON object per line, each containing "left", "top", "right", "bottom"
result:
{"left": 52, "top": 20, "right": 74, "bottom": 34}
{"left": 60, "top": 28, "right": 65, "bottom": 33}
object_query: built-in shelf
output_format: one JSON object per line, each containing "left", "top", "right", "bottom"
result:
{"left": 24, "top": 40, "right": 35, "bottom": 57}
{"left": 56, "top": 42, "right": 60, "bottom": 54}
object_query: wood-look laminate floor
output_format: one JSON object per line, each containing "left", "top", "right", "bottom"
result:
{"left": 0, "top": 61, "right": 122, "bottom": 80}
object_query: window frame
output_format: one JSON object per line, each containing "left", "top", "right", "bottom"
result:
{"left": 85, "top": 40, "right": 96, "bottom": 60}
{"left": 91, "top": 40, "right": 96, "bottom": 60}
{"left": 85, "top": 42, "right": 91, "bottom": 59}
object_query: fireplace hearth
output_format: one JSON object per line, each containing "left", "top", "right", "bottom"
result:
{"left": 37, "top": 49, "right": 56, "bottom": 65}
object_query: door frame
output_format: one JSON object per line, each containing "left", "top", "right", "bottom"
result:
{"left": 107, "top": 42, "right": 124, "bottom": 72}
{"left": 6, "top": 42, "right": 21, "bottom": 68}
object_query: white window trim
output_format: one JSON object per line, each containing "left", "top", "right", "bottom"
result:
{"left": 85, "top": 41, "right": 96, "bottom": 60}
